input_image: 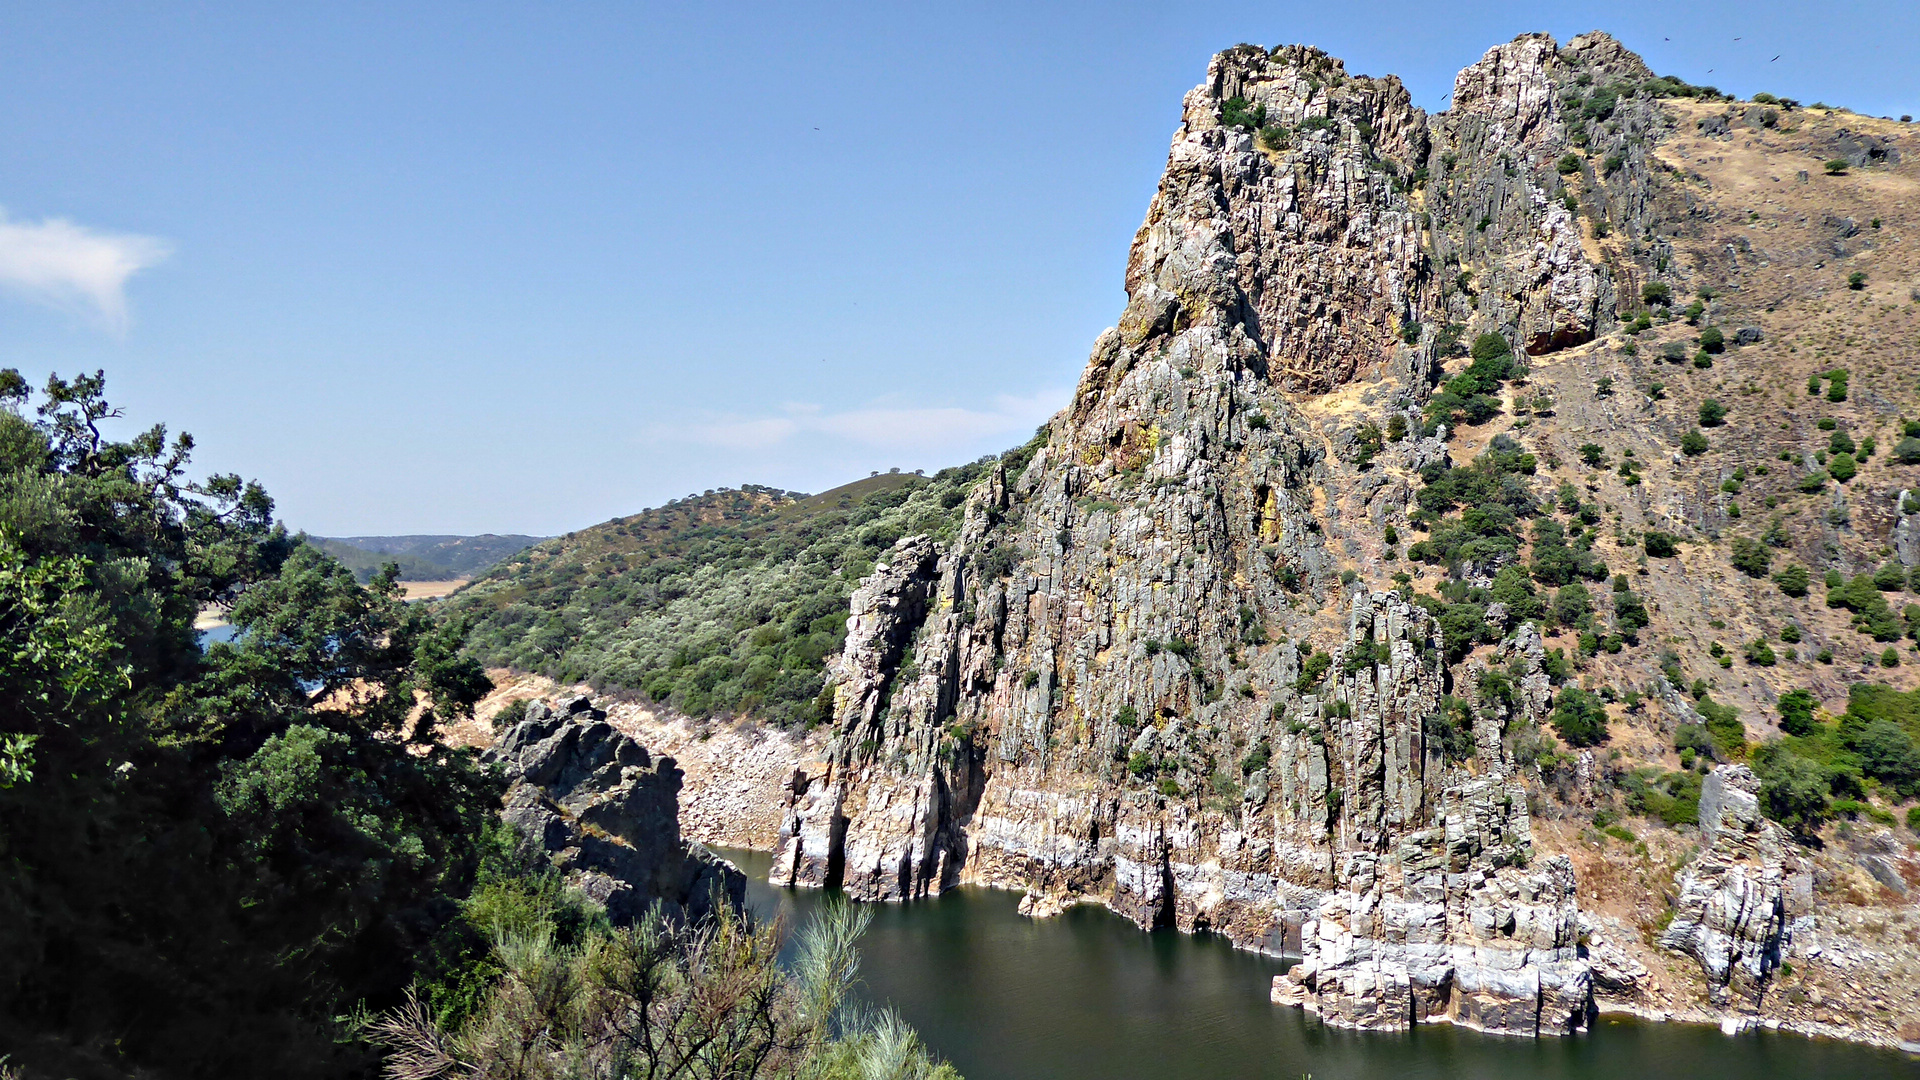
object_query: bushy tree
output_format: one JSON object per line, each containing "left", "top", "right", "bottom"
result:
{"left": 0, "top": 372, "right": 499, "bottom": 1077}
{"left": 1550, "top": 686, "right": 1609, "bottom": 746}
{"left": 1778, "top": 688, "right": 1818, "bottom": 736}
{"left": 1729, "top": 536, "right": 1772, "bottom": 578}
{"left": 1759, "top": 750, "right": 1833, "bottom": 834}
{"left": 1766, "top": 564, "right": 1812, "bottom": 595}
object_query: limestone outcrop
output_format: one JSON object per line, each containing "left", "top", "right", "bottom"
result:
{"left": 490, "top": 696, "right": 745, "bottom": 924}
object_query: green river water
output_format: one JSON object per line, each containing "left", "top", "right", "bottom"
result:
{"left": 716, "top": 847, "right": 1915, "bottom": 1080}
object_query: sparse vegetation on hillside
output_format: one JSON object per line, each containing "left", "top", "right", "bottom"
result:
{"left": 448, "top": 454, "right": 1032, "bottom": 726}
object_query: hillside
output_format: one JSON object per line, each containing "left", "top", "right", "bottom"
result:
{"left": 313, "top": 533, "right": 544, "bottom": 582}
{"left": 447, "top": 467, "right": 1023, "bottom": 726}
{"left": 454, "top": 33, "right": 1920, "bottom": 1047}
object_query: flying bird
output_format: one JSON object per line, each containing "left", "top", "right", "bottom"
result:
{"left": 1771, "top": 55, "right": 1780, "bottom": 62}
{"left": 1734, "top": 36, "right": 1742, "bottom": 40}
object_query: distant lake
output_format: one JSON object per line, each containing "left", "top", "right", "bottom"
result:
{"left": 716, "top": 847, "right": 1916, "bottom": 1080}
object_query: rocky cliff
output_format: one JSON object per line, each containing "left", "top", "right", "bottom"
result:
{"left": 488, "top": 696, "right": 745, "bottom": 924}
{"left": 459, "top": 28, "right": 1920, "bottom": 1048}
{"left": 766, "top": 33, "right": 1659, "bottom": 1036}
{"left": 753, "top": 31, "right": 1920, "bottom": 1042}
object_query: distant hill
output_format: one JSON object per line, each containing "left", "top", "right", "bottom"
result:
{"left": 313, "top": 533, "right": 546, "bottom": 582}
{"left": 443, "top": 468, "right": 1007, "bottom": 725}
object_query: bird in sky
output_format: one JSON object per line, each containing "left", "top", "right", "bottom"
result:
{"left": 1772, "top": 55, "right": 1781, "bottom": 62}
{"left": 1734, "top": 36, "right": 1742, "bottom": 40}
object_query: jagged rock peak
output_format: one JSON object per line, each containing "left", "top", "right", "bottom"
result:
{"left": 1101, "top": 30, "right": 1663, "bottom": 407}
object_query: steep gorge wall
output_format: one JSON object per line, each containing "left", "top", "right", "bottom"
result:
{"left": 766, "top": 34, "right": 1741, "bottom": 1037}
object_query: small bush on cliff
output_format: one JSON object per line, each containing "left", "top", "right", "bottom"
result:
{"left": 1622, "top": 768, "right": 1701, "bottom": 826}
{"left": 1550, "top": 686, "right": 1609, "bottom": 746}
{"left": 1220, "top": 95, "right": 1266, "bottom": 130}
{"left": 1294, "top": 651, "right": 1333, "bottom": 692}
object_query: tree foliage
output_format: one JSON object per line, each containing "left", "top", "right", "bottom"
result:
{"left": 0, "top": 372, "right": 499, "bottom": 1077}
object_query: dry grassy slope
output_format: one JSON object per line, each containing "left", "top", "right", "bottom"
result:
{"left": 1507, "top": 100, "right": 1920, "bottom": 725}
{"left": 1285, "top": 96, "right": 1920, "bottom": 1036}
{"left": 1393, "top": 100, "right": 1920, "bottom": 1034}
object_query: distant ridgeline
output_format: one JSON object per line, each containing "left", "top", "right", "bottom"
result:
{"left": 313, "top": 533, "right": 544, "bottom": 582}
{"left": 446, "top": 456, "right": 1035, "bottom": 726}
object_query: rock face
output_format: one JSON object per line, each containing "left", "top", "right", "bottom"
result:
{"left": 1659, "top": 765, "right": 1804, "bottom": 1005}
{"left": 490, "top": 696, "right": 745, "bottom": 924}
{"left": 757, "top": 32, "right": 1793, "bottom": 1038}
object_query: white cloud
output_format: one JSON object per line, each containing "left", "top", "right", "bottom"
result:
{"left": 660, "top": 388, "right": 1069, "bottom": 456}
{"left": 0, "top": 209, "right": 171, "bottom": 333}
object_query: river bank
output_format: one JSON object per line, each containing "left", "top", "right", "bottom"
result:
{"left": 717, "top": 845, "right": 1917, "bottom": 1080}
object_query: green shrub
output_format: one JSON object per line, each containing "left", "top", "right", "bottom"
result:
{"left": 1551, "top": 686, "right": 1609, "bottom": 746}
{"left": 1698, "top": 695, "right": 1746, "bottom": 754}
{"left": 1828, "top": 573, "right": 1906, "bottom": 640}
{"left": 1556, "top": 153, "right": 1582, "bottom": 175}
{"left": 1828, "top": 452, "right": 1857, "bottom": 482}
{"left": 1759, "top": 749, "right": 1833, "bottom": 833}
{"left": 1642, "top": 282, "right": 1672, "bottom": 306}
{"left": 1827, "top": 370, "right": 1850, "bottom": 402}
{"left": 1644, "top": 531, "right": 1679, "bottom": 557}
{"left": 1824, "top": 159, "right": 1849, "bottom": 175}
{"left": 1623, "top": 767, "right": 1702, "bottom": 825}
{"left": 1730, "top": 536, "right": 1772, "bottom": 578}
{"left": 1220, "top": 95, "right": 1266, "bottom": 130}
{"left": 1698, "top": 327, "right": 1725, "bottom": 353}
{"left": 1874, "top": 561, "right": 1907, "bottom": 591}
{"left": 1294, "top": 651, "right": 1332, "bottom": 691}
{"left": 1681, "top": 429, "right": 1709, "bottom": 456}
{"left": 1779, "top": 688, "right": 1818, "bottom": 735}
{"left": 1848, "top": 271, "right": 1867, "bottom": 290}
{"left": 1698, "top": 399, "right": 1728, "bottom": 426}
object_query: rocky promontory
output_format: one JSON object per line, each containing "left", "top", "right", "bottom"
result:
{"left": 487, "top": 696, "right": 745, "bottom": 924}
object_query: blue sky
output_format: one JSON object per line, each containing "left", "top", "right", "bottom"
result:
{"left": 2, "top": 2, "right": 1915, "bottom": 535}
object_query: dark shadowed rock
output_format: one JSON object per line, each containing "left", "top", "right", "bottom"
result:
{"left": 487, "top": 696, "right": 744, "bottom": 923}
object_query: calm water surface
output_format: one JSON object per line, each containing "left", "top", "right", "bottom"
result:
{"left": 717, "top": 847, "right": 1916, "bottom": 1080}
